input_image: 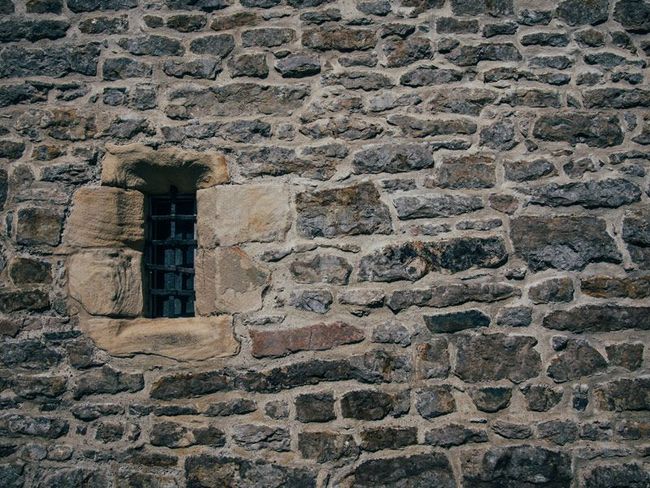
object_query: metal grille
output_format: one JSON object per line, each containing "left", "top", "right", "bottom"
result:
{"left": 145, "top": 187, "right": 196, "bottom": 318}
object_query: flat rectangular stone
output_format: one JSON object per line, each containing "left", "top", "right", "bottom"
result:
{"left": 81, "top": 316, "right": 239, "bottom": 361}
{"left": 64, "top": 186, "right": 144, "bottom": 250}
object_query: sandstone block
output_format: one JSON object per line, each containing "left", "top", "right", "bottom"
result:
{"left": 197, "top": 183, "right": 290, "bottom": 246}
{"left": 65, "top": 186, "right": 144, "bottom": 250}
{"left": 68, "top": 249, "right": 142, "bottom": 317}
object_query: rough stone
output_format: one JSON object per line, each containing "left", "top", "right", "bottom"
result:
{"left": 73, "top": 366, "right": 143, "bottom": 400}
{"left": 529, "top": 277, "right": 574, "bottom": 304}
{"left": 426, "top": 424, "right": 488, "bottom": 447}
{"left": 526, "top": 179, "right": 641, "bottom": 208}
{"left": 594, "top": 378, "right": 650, "bottom": 411}
{"left": 232, "top": 424, "right": 290, "bottom": 451}
{"left": 295, "top": 392, "right": 335, "bottom": 422}
{"left": 424, "top": 309, "right": 491, "bottom": 333}
{"left": 613, "top": 0, "right": 650, "bottom": 33}
{"left": 533, "top": 113, "right": 624, "bottom": 147}
{"left": 606, "top": 343, "right": 644, "bottom": 370}
{"left": 353, "top": 143, "right": 433, "bottom": 174}
{"left": 543, "top": 304, "right": 650, "bottom": 332}
{"left": 584, "top": 462, "right": 650, "bottom": 487}
{"left": 521, "top": 384, "right": 563, "bottom": 411}
{"left": 623, "top": 208, "right": 650, "bottom": 268}
{"left": 298, "top": 432, "right": 358, "bottom": 462}
{"left": 469, "top": 387, "right": 512, "bottom": 412}
{"left": 428, "top": 154, "right": 496, "bottom": 189}
{"left": 547, "top": 339, "right": 608, "bottom": 382}
{"left": 415, "top": 385, "right": 456, "bottom": 418}
{"left": 302, "top": 26, "right": 376, "bottom": 51}
{"left": 345, "top": 453, "right": 455, "bottom": 487}
{"left": 393, "top": 194, "right": 483, "bottom": 219}
{"left": 151, "top": 421, "right": 225, "bottom": 448}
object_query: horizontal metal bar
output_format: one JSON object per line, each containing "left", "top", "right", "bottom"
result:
{"left": 150, "top": 239, "right": 197, "bottom": 246}
{"left": 146, "top": 264, "right": 195, "bottom": 274}
{"left": 149, "top": 215, "right": 196, "bottom": 221}
{"left": 150, "top": 289, "right": 195, "bottom": 297}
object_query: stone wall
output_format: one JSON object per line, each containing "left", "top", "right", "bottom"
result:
{"left": 1, "top": 0, "right": 650, "bottom": 485}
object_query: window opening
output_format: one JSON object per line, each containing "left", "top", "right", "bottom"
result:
{"left": 145, "top": 186, "right": 196, "bottom": 318}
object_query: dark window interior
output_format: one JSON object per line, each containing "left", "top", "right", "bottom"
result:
{"left": 145, "top": 187, "right": 196, "bottom": 318}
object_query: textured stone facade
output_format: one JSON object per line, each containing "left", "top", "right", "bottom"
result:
{"left": 1, "top": 0, "right": 650, "bottom": 486}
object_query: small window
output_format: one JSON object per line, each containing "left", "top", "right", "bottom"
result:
{"left": 145, "top": 187, "right": 197, "bottom": 318}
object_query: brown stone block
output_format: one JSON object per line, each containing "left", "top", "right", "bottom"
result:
{"left": 195, "top": 246, "right": 270, "bottom": 315}
{"left": 101, "top": 143, "right": 229, "bottom": 194}
{"left": 65, "top": 186, "right": 145, "bottom": 250}
{"left": 250, "top": 321, "right": 364, "bottom": 358}
{"left": 15, "top": 206, "right": 64, "bottom": 246}
{"left": 81, "top": 315, "right": 239, "bottom": 361}
{"left": 197, "top": 183, "right": 290, "bottom": 246}
{"left": 68, "top": 249, "right": 143, "bottom": 317}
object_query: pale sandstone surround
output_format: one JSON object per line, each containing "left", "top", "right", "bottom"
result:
{"left": 197, "top": 183, "right": 291, "bottom": 247}
{"left": 196, "top": 246, "right": 270, "bottom": 315}
{"left": 81, "top": 315, "right": 239, "bottom": 361}
{"left": 64, "top": 186, "right": 145, "bottom": 250}
{"left": 101, "top": 143, "right": 229, "bottom": 194}
{"left": 68, "top": 249, "right": 143, "bottom": 317}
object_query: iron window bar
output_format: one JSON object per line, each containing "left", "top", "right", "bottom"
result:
{"left": 145, "top": 186, "right": 197, "bottom": 318}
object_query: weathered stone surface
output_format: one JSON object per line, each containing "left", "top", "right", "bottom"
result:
{"left": 557, "top": 0, "right": 609, "bottom": 25}
{"left": 429, "top": 154, "right": 496, "bottom": 189}
{"left": 504, "top": 158, "right": 556, "bottom": 182}
{"left": 205, "top": 398, "right": 256, "bottom": 416}
{"left": 302, "top": 26, "right": 376, "bottom": 51}
{"left": 185, "top": 455, "right": 316, "bottom": 487}
{"left": 382, "top": 37, "right": 432, "bottom": 68}
{"left": 448, "top": 43, "right": 522, "bottom": 66}
{"left": 595, "top": 378, "right": 650, "bottom": 411}
{"left": 492, "top": 420, "right": 532, "bottom": 439}
{"left": 289, "top": 289, "right": 333, "bottom": 313}
{"left": 345, "top": 453, "right": 455, "bottom": 487}
{"left": 232, "top": 424, "right": 290, "bottom": 451}
{"left": 426, "top": 424, "right": 488, "bottom": 447}
{"left": 424, "top": 310, "right": 491, "bottom": 333}
{"left": 543, "top": 304, "right": 650, "bottom": 332}
{"left": 73, "top": 365, "right": 143, "bottom": 399}
{"left": 469, "top": 387, "right": 512, "bottom": 413}
{"left": 323, "top": 71, "right": 393, "bottom": 91}
{"left": 372, "top": 322, "right": 411, "bottom": 347}
{"left": 0, "top": 414, "right": 69, "bottom": 439}
{"left": 164, "top": 58, "right": 221, "bottom": 79}
{"left": 275, "top": 54, "right": 320, "bottom": 78}
{"left": 521, "top": 384, "right": 563, "bottom": 411}
{"left": 196, "top": 247, "right": 269, "bottom": 314}
{"left": 526, "top": 179, "right": 641, "bottom": 208}
{"left": 290, "top": 254, "right": 351, "bottom": 284}
{"left": 81, "top": 316, "right": 239, "bottom": 361}
{"left": 400, "top": 65, "right": 463, "bottom": 86}
{"left": 198, "top": 183, "right": 290, "bottom": 246}
{"left": 529, "top": 277, "right": 574, "bottom": 304}
{"left": 453, "top": 333, "right": 541, "bottom": 383}
{"left": 298, "top": 432, "right": 358, "bottom": 462}
{"left": 606, "top": 343, "right": 644, "bottom": 370}
{"left": 462, "top": 446, "right": 572, "bottom": 487}
{"left": 250, "top": 322, "right": 363, "bottom": 358}
{"left": 101, "top": 143, "right": 228, "bottom": 194}
{"left": 0, "top": 43, "right": 101, "bottom": 78}
{"left": 547, "top": 339, "right": 608, "bottom": 382}
{"left": 623, "top": 208, "right": 650, "bottom": 268}
{"left": 65, "top": 187, "right": 144, "bottom": 249}
{"left": 511, "top": 216, "right": 620, "bottom": 271}
{"left": 151, "top": 421, "right": 225, "bottom": 448}
{"left": 496, "top": 306, "right": 532, "bottom": 327}
{"left": 584, "top": 462, "right": 650, "bottom": 487}
{"left": 393, "top": 194, "right": 483, "bottom": 219}
{"left": 341, "top": 389, "right": 396, "bottom": 420}
{"left": 360, "top": 426, "right": 417, "bottom": 451}
{"left": 533, "top": 113, "right": 623, "bottom": 147}
{"left": 0, "top": 290, "right": 50, "bottom": 314}
{"left": 103, "top": 58, "right": 151, "bottom": 81}
{"left": 614, "top": 0, "right": 650, "bottom": 33}
{"left": 353, "top": 143, "right": 433, "bottom": 174}
{"left": 387, "top": 115, "right": 476, "bottom": 137}
{"left": 451, "top": 0, "right": 513, "bottom": 16}
{"left": 68, "top": 249, "right": 142, "bottom": 317}
{"left": 416, "top": 385, "right": 456, "bottom": 418}
{"left": 15, "top": 207, "right": 64, "bottom": 246}
{"left": 295, "top": 392, "right": 335, "bottom": 422}
{"left": 8, "top": 258, "right": 51, "bottom": 285}
{"left": 296, "top": 182, "right": 392, "bottom": 238}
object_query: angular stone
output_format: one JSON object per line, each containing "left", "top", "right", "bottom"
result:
{"left": 0, "top": 414, "right": 68, "bottom": 439}
{"left": 424, "top": 310, "right": 490, "bottom": 333}
{"left": 15, "top": 206, "right": 63, "bottom": 247}
{"left": 504, "top": 158, "right": 556, "bottom": 182}
{"left": 242, "top": 28, "right": 294, "bottom": 47}
{"left": 521, "top": 32, "right": 570, "bottom": 47}
{"left": 295, "top": 392, "right": 335, "bottom": 422}
{"left": 453, "top": 333, "right": 541, "bottom": 383}
{"left": 614, "top": 0, "right": 650, "bottom": 33}
{"left": 237, "top": 146, "right": 332, "bottom": 179}
{"left": 205, "top": 398, "right": 256, "bottom": 417}
{"left": 429, "top": 154, "right": 496, "bottom": 189}
{"left": 151, "top": 421, "right": 225, "bottom": 448}
{"left": 323, "top": 71, "right": 393, "bottom": 91}
{"left": 302, "top": 26, "right": 376, "bottom": 51}
{"left": 469, "top": 387, "right": 512, "bottom": 413}
{"left": 185, "top": 455, "right": 316, "bottom": 487}
{"left": 71, "top": 403, "right": 124, "bottom": 421}
{"left": 0, "top": 290, "right": 49, "bottom": 314}
{"left": 68, "top": 249, "right": 142, "bottom": 317}
{"left": 557, "top": 0, "right": 608, "bottom": 25}
{"left": 167, "top": 14, "right": 206, "bottom": 32}
{"left": 8, "top": 258, "right": 51, "bottom": 286}
{"left": 101, "top": 143, "right": 228, "bottom": 194}
{"left": 360, "top": 426, "right": 417, "bottom": 451}
{"left": 426, "top": 424, "right": 488, "bottom": 447}
{"left": 496, "top": 306, "right": 532, "bottom": 327}
{"left": 339, "top": 289, "right": 385, "bottom": 307}
{"left": 345, "top": 453, "right": 455, "bottom": 487}
{"left": 73, "top": 365, "right": 143, "bottom": 400}
{"left": 196, "top": 247, "right": 269, "bottom": 314}
{"left": 250, "top": 322, "right": 363, "bottom": 358}
{"left": 103, "top": 58, "right": 151, "bottom": 81}
{"left": 594, "top": 377, "right": 650, "bottom": 411}
{"left": 529, "top": 277, "right": 574, "bottom": 304}
{"left": 290, "top": 254, "right": 351, "bottom": 284}
{"left": 67, "top": 0, "right": 136, "bottom": 11}
{"left": 533, "top": 113, "right": 623, "bottom": 147}
{"left": 521, "top": 384, "right": 563, "bottom": 411}
{"left": 623, "top": 208, "right": 650, "bottom": 268}
{"left": 189, "top": 34, "right": 234, "bottom": 58}
{"left": 584, "top": 463, "right": 650, "bottom": 488}
{"left": 81, "top": 316, "right": 239, "bottom": 361}
{"left": 527, "top": 179, "right": 641, "bottom": 209}
{"left": 298, "top": 432, "right": 358, "bottom": 462}
{"left": 461, "top": 446, "right": 572, "bottom": 487}
{"left": 0, "top": 44, "right": 101, "bottom": 79}
{"left": 501, "top": 90, "right": 561, "bottom": 108}
{"left": 289, "top": 289, "right": 333, "bottom": 314}
{"left": 387, "top": 115, "right": 476, "bottom": 138}
{"left": 429, "top": 88, "right": 498, "bottom": 115}
{"left": 547, "top": 339, "right": 608, "bottom": 382}
{"left": 511, "top": 216, "right": 620, "bottom": 271}
{"left": 65, "top": 187, "right": 144, "bottom": 249}
{"left": 372, "top": 322, "right": 411, "bottom": 347}
{"left": 448, "top": 42, "right": 522, "bottom": 66}
{"left": 118, "top": 35, "right": 183, "bottom": 56}
{"left": 388, "top": 281, "right": 517, "bottom": 312}
{"left": 606, "top": 343, "right": 644, "bottom": 370}
{"left": 275, "top": 54, "right": 320, "bottom": 78}
{"left": 492, "top": 420, "right": 532, "bottom": 439}
{"left": 352, "top": 143, "right": 433, "bottom": 174}
{"left": 393, "top": 194, "right": 483, "bottom": 220}
{"left": 584, "top": 90, "right": 650, "bottom": 110}
{"left": 451, "top": 0, "right": 513, "bottom": 16}
{"left": 0, "top": 339, "right": 61, "bottom": 370}
{"left": 480, "top": 120, "right": 517, "bottom": 150}
{"left": 197, "top": 183, "right": 289, "bottom": 246}
{"left": 382, "top": 37, "right": 432, "bottom": 68}
{"left": 232, "top": 424, "right": 290, "bottom": 451}
{"left": 341, "top": 389, "right": 394, "bottom": 420}
{"left": 296, "top": 182, "right": 391, "bottom": 238}
{"left": 543, "top": 304, "right": 650, "bottom": 333}
{"left": 400, "top": 65, "right": 463, "bottom": 86}
{"left": 163, "top": 58, "right": 221, "bottom": 79}
{"left": 416, "top": 385, "right": 456, "bottom": 418}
